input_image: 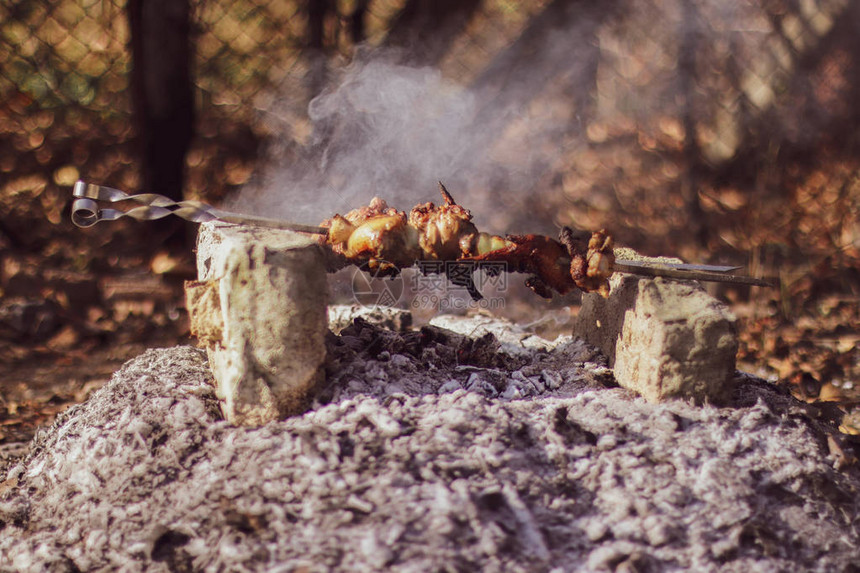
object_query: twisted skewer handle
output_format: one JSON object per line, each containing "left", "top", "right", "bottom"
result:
{"left": 71, "top": 181, "right": 328, "bottom": 234}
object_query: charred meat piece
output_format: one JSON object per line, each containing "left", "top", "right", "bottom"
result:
{"left": 461, "top": 234, "right": 575, "bottom": 298}
{"left": 559, "top": 227, "right": 615, "bottom": 297}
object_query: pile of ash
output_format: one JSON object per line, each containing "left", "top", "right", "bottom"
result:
{"left": 1, "top": 314, "right": 858, "bottom": 572}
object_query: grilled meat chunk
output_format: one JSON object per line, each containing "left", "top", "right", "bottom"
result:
{"left": 321, "top": 184, "right": 614, "bottom": 298}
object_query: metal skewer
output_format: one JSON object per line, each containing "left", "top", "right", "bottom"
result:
{"left": 613, "top": 260, "right": 773, "bottom": 287}
{"left": 71, "top": 181, "right": 771, "bottom": 287}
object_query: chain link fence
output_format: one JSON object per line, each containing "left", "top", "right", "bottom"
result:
{"left": 1, "top": 0, "right": 858, "bottom": 257}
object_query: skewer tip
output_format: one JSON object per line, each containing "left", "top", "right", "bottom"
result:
{"left": 438, "top": 181, "right": 456, "bottom": 205}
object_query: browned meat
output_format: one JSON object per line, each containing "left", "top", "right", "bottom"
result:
{"left": 321, "top": 183, "right": 615, "bottom": 298}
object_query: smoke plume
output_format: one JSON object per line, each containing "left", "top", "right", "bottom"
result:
{"left": 231, "top": 1, "right": 612, "bottom": 233}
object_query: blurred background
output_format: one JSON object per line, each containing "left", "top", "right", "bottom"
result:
{"left": 1, "top": 0, "right": 858, "bottom": 447}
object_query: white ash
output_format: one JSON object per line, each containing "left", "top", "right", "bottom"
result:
{"left": 428, "top": 314, "right": 567, "bottom": 356}
{"left": 1, "top": 317, "right": 859, "bottom": 573}
{"left": 318, "top": 316, "right": 605, "bottom": 405}
{"left": 328, "top": 304, "right": 413, "bottom": 335}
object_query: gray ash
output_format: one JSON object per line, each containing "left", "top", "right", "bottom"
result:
{"left": 317, "top": 315, "right": 610, "bottom": 405}
{"left": 2, "top": 316, "right": 858, "bottom": 572}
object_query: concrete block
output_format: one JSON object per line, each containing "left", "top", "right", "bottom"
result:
{"left": 574, "top": 248, "right": 738, "bottom": 404}
{"left": 187, "top": 222, "right": 328, "bottom": 425}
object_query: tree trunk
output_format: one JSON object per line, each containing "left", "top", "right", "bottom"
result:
{"left": 678, "top": 0, "right": 707, "bottom": 246}
{"left": 385, "top": 0, "right": 482, "bottom": 66}
{"left": 471, "top": 0, "right": 618, "bottom": 142}
{"left": 307, "top": 0, "right": 333, "bottom": 96}
{"left": 128, "top": 0, "right": 194, "bottom": 202}
{"left": 349, "top": 0, "right": 371, "bottom": 45}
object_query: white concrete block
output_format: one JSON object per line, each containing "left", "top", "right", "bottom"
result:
{"left": 574, "top": 249, "right": 738, "bottom": 403}
{"left": 187, "top": 222, "right": 328, "bottom": 425}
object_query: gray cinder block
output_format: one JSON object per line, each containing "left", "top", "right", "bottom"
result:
{"left": 186, "top": 222, "right": 328, "bottom": 425}
{"left": 574, "top": 249, "right": 738, "bottom": 403}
